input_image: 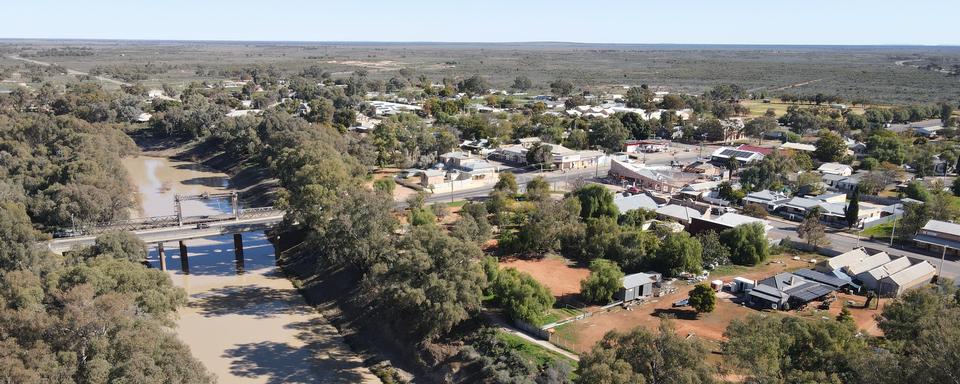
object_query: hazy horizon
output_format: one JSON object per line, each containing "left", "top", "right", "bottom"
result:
{"left": 4, "top": 0, "right": 959, "bottom": 46}
{"left": 2, "top": 38, "right": 958, "bottom": 49}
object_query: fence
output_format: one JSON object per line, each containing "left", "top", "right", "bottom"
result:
{"left": 394, "top": 177, "right": 425, "bottom": 191}
{"left": 859, "top": 194, "right": 900, "bottom": 206}
{"left": 512, "top": 319, "right": 550, "bottom": 340}
{"left": 862, "top": 213, "right": 900, "bottom": 229}
{"left": 548, "top": 332, "right": 582, "bottom": 355}
{"left": 780, "top": 238, "right": 842, "bottom": 257}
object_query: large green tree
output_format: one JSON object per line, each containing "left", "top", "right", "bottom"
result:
{"left": 797, "top": 206, "right": 830, "bottom": 249}
{"left": 844, "top": 189, "right": 860, "bottom": 228}
{"left": 814, "top": 130, "right": 847, "bottom": 162}
{"left": 724, "top": 314, "right": 864, "bottom": 383}
{"left": 494, "top": 172, "right": 519, "bottom": 194}
{"left": 369, "top": 225, "right": 487, "bottom": 339}
{"left": 573, "top": 184, "right": 618, "bottom": 220}
{"left": 720, "top": 222, "right": 770, "bottom": 266}
{"left": 0, "top": 201, "right": 55, "bottom": 273}
{"left": 576, "top": 322, "right": 715, "bottom": 384}
{"left": 897, "top": 200, "right": 932, "bottom": 241}
{"left": 688, "top": 284, "right": 717, "bottom": 315}
{"left": 654, "top": 232, "right": 703, "bottom": 276}
{"left": 589, "top": 118, "right": 629, "bottom": 153}
{"left": 580, "top": 259, "right": 624, "bottom": 304}
{"left": 491, "top": 267, "right": 555, "bottom": 326}
{"left": 526, "top": 176, "right": 551, "bottom": 201}
{"left": 526, "top": 142, "right": 554, "bottom": 169}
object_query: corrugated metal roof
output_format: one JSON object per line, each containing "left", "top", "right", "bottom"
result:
{"left": 656, "top": 205, "right": 702, "bottom": 221}
{"left": 792, "top": 269, "right": 849, "bottom": 288}
{"left": 921, "top": 220, "right": 960, "bottom": 235}
{"left": 749, "top": 284, "right": 787, "bottom": 301}
{"left": 711, "top": 212, "right": 768, "bottom": 228}
{"left": 784, "top": 197, "right": 821, "bottom": 210}
{"left": 823, "top": 248, "right": 869, "bottom": 270}
{"left": 884, "top": 262, "right": 936, "bottom": 286}
{"left": 914, "top": 235, "right": 960, "bottom": 251}
{"left": 744, "top": 190, "right": 789, "bottom": 203}
{"left": 613, "top": 193, "right": 659, "bottom": 212}
{"left": 785, "top": 283, "right": 835, "bottom": 302}
{"left": 845, "top": 252, "right": 891, "bottom": 276}
{"left": 863, "top": 256, "right": 912, "bottom": 281}
{"left": 622, "top": 272, "right": 657, "bottom": 289}
{"left": 781, "top": 142, "right": 816, "bottom": 151}
{"left": 818, "top": 162, "right": 853, "bottom": 174}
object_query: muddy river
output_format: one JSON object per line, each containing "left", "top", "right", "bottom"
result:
{"left": 123, "top": 155, "right": 379, "bottom": 384}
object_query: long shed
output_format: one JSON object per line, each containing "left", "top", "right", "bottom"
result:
{"left": 879, "top": 262, "right": 936, "bottom": 297}
{"left": 857, "top": 256, "right": 912, "bottom": 291}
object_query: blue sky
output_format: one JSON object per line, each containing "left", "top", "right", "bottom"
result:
{"left": 3, "top": 0, "right": 958, "bottom": 45}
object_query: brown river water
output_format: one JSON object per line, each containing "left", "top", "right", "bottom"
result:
{"left": 123, "top": 155, "right": 379, "bottom": 384}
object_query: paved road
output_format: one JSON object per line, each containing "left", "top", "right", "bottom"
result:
{"left": 766, "top": 216, "right": 960, "bottom": 282}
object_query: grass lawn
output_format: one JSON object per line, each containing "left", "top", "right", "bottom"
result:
{"left": 539, "top": 307, "right": 584, "bottom": 326}
{"left": 551, "top": 321, "right": 581, "bottom": 344}
{"left": 740, "top": 100, "right": 870, "bottom": 119}
{"left": 741, "top": 100, "right": 792, "bottom": 118}
{"left": 446, "top": 200, "right": 468, "bottom": 208}
{"left": 710, "top": 264, "right": 751, "bottom": 278}
{"left": 862, "top": 221, "right": 894, "bottom": 239}
{"left": 496, "top": 331, "right": 578, "bottom": 369}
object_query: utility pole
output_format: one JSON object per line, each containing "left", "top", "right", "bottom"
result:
{"left": 889, "top": 216, "right": 898, "bottom": 246}
{"left": 938, "top": 246, "right": 947, "bottom": 279}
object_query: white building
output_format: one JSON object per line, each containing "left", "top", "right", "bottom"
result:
{"left": 780, "top": 142, "right": 816, "bottom": 152}
{"left": 817, "top": 162, "right": 854, "bottom": 176}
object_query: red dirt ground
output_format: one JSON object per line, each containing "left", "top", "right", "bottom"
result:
{"left": 554, "top": 254, "right": 886, "bottom": 353}
{"left": 499, "top": 256, "right": 590, "bottom": 299}
{"left": 555, "top": 284, "right": 755, "bottom": 353}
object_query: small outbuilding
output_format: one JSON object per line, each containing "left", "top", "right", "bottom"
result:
{"left": 616, "top": 272, "right": 661, "bottom": 302}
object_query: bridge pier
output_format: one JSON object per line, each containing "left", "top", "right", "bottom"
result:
{"left": 273, "top": 233, "right": 280, "bottom": 262}
{"left": 233, "top": 233, "right": 245, "bottom": 274}
{"left": 157, "top": 242, "right": 167, "bottom": 271}
{"left": 179, "top": 240, "right": 189, "bottom": 274}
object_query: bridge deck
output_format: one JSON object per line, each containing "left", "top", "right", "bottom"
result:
{"left": 47, "top": 213, "right": 285, "bottom": 253}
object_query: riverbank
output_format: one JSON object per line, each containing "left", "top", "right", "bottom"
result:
{"left": 150, "top": 235, "right": 380, "bottom": 384}
{"left": 122, "top": 133, "right": 381, "bottom": 383}
{"left": 128, "top": 129, "right": 279, "bottom": 208}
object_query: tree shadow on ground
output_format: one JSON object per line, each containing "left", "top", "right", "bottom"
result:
{"left": 180, "top": 176, "right": 230, "bottom": 188}
{"left": 223, "top": 318, "right": 373, "bottom": 384}
{"left": 190, "top": 284, "right": 315, "bottom": 319}
{"left": 652, "top": 307, "right": 700, "bottom": 320}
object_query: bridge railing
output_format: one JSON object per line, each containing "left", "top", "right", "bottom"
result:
{"left": 54, "top": 207, "right": 282, "bottom": 238}
{"left": 239, "top": 207, "right": 280, "bottom": 219}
